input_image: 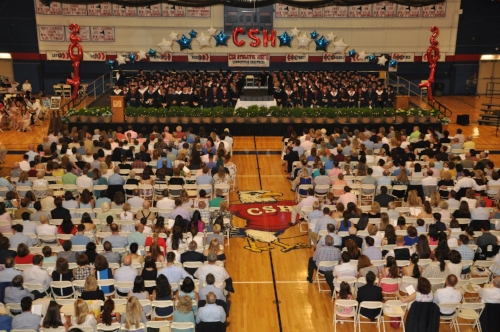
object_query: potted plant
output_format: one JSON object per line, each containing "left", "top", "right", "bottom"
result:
{"left": 406, "top": 108, "right": 419, "bottom": 123}
{"left": 269, "top": 106, "right": 281, "bottom": 123}
{"left": 136, "top": 107, "right": 148, "bottom": 123}
{"left": 371, "top": 108, "right": 384, "bottom": 123}
{"left": 169, "top": 106, "right": 180, "bottom": 123}
{"left": 125, "top": 106, "right": 138, "bottom": 123}
{"left": 147, "top": 107, "right": 158, "bottom": 123}
{"left": 359, "top": 107, "right": 372, "bottom": 124}
{"left": 66, "top": 108, "right": 79, "bottom": 122}
{"left": 179, "top": 106, "right": 192, "bottom": 123}
{"left": 429, "top": 108, "right": 440, "bottom": 123}
{"left": 291, "top": 107, "right": 304, "bottom": 123}
{"left": 324, "top": 108, "right": 337, "bottom": 124}
{"left": 200, "top": 107, "right": 213, "bottom": 123}
{"left": 279, "top": 107, "right": 292, "bottom": 123}
{"left": 223, "top": 107, "right": 235, "bottom": 123}
{"left": 394, "top": 108, "right": 406, "bottom": 123}
{"left": 382, "top": 108, "right": 395, "bottom": 124}
{"left": 258, "top": 106, "right": 269, "bottom": 123}
{"left": 416, "top": 108, "right": 429, "bottom": 123}
{"left": 158, "top": 107, "right": 168, "bottom": 123}
{"left": 336, "top": 108, "right": 347, "bottom": 124}
{"left": 235, "top": 107, "right": 246, "bottom": 123}
{"left": 246, "top": 105, "right": 259, "bottom": 123}
{"left": 438, "top": 116, "right": 451, "bottom": 131}
{"left": 191, "top": 107, "right": 202, "bottom": 123}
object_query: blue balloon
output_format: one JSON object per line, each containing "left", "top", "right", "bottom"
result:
{"left": 314, "top": 36, "right": 330, "bottom": 52}
{"left": 310, "top": 30, "right": 319, "bottom": 40}
{"left": 277, "top": 31, "right": 293, "bottom": 47}
{"left": 176, "top": 35, "right": 192, "bottom": 51}
{"left": 106, "top": 59, "right": 115, "bottom": 70}
{"left": 214, "top": 31, "right": 230, "bottom": 47}
{"left": 348, "top": 49, "right": 356, "bottom": 58}
{"left": 148, "top": 49, "right": 156, "bottom": 58}
{"left": 368, "top": 54, "right": 377, "bottom": 63}
{"left": 189, "top": 29, "right": 197, "bottom": 39}
{"left": 128, "top": 52, "right": 136, "bottom": 64}
{"left": 389, "top": 59, "right": 398, "bottom": 67}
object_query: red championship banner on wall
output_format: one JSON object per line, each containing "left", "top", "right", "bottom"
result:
{"left": 324, "top": 6, "right": 348, "bottom": 18}
{"left": 349, "top": 5, "right": 372, "bottom": 17}
{"left": 397, "top": 5, "right": 421, "bottom": 17}
{"left": 62, "top": 4, "right": 87, "bottom": 16}
{"left": 275, "top": 4, "right": 298, "bottom": 18}
{"left": 91, "top": 27, "right": 115, "bottom": 42}
{"left": 323, "top": 53, "right": 346, "bottom": 62}
{"left": 87, "top": 3, "right": 112, "bottom": 16}
{"left": 46, "top": 51, "right": 71, "bottom": 61}
{"left": 391, "top": 53, "right": 415, "bottom": 62}
{"left": 65, "top": 26, "right": 90, "bottom": 42}
{"left": 299, "top": 8, "right": 323, "bottom": 18}
{"left": 35, "top": 0, "right": 62, "bottom": 15}
{"left": 162, "top": 4, "right": 186, "bottom": 17}
{"left": 422, "top": 2, "right": 446, "bottom": 17}
{"left": 228, "top": 53, "right": 269, "bottom": 67}
{"left": 188, "top": 53, "right": 211, "bottom": 62}
{"left": 138, "top": 4, "right": 161, "bottom": 17}
{"left": 187, "top": 6, "right": 211, "bottom": 17}
{"left": 83, "top": 52, "right": 107, "bottom": 61}
{"left": 286, "top": 53, "right": 308, "bottom": 62}
{"left": 372, "top": 2, "right": 396, "bottom": 18}
{"left": 112, "top": 4, "right": 136, "bottom": 16}
{"left": 39, "top": 26, "right": 65, "bottom": 41}
{"left": 149, "top": 53, "right": 173, "bottom": 62}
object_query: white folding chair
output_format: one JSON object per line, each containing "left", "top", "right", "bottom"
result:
{"left": 457, "top": 302, "right": 485, "bottom": 332}
{"left": 438, "top": 303, "right": 460, "bottom": 332}
{"left": 381, "top": 300, "right": 407, "bottom": 332}
{"left": 151, "top": 300, "right": 174, "bottom": 319}
{"left": 50, "top": 281, "right": 74, "bottom": 299}
{"left": 333, "top": 300, "right": 358, "bottom": 332}
{"left": 315, "top": 261, "right": 338, "bottom": 292}
{"left": 170, "top": 322, "right": 195, "bottom": 331}
{"left": 96, "top": 323, "right": 121, "bottom": 332}
{"left": 358, "top": 301, "right": 383, "bottom": 332}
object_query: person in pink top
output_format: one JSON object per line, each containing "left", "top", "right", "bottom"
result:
{"left": 337, "top": 187, "right": 358, "bottom": 207}
{"left": 332, "top": 174, "right": 347, "bottom": 196}
{"left": 328, "top": 161, "right": 343, "bottom": 178}
{"left": 163, "top": 126, "right": 173, "bottom": 144}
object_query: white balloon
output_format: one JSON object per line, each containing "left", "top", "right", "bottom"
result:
{"left": 357, "top": 51, "right": 367, "bottom": 62}
{"left": 136, "top": 50, "right": 147, "bottom": 61}
{"left": 378, "top": 55, "right": 388, "bottom": 66}
{"left": 157, "top": 38, "right": 173, "bottom": 53}
{"left": 116, "top": 54, "right": 127, "bottom": 65}
{"left": 326, "top": 32, "right": 337, "bottom": 42}
{"left": 331, "top": 38, "right": 348, "bottom": 54}
{"left": 290, "top": 27, "right": 300, "bottom": 37}
{"left": 197, "top": 32, "right": 211, "bottom": 48}
{"left": 207, "top": 27, "right": 217, "bottom": 36}
{"left": 169, "top": 31, "right": 178, "bottom": 40}
{"left": 297, "top": 33, "right": 311, "bottom": 49}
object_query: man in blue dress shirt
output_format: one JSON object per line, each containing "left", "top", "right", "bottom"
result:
{"left": 196, "top": 292, "right": 227, "bottom": 324}
{"left": 157, "top": 252, "right": 191, "bottom": 289}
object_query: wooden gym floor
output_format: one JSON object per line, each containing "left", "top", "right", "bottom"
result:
{"left": 0, "top": 95, "right": 497, "bottom": 332}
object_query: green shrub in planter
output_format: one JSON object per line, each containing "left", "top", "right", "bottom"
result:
{"left": 291, "top": 107, "right": 304, "bottom": 118}
{"left": 258, "top": 106, "right": 269, "bottom": 116}
{"left": 269, "top": 106, "right": 281, "bottom": 117}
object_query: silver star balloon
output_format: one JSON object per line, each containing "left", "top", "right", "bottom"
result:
{"left": 326, "top": 32, "right": 337, "bottom": 42}
{"left": 378, "top": 55, "right": 388, "bottom": 66}
{"left": 290, "top": 27, "right": 300, "bottom": 37}
{"left": 331, "top": 38, "right": 348, "bottom": 54}
{"left": 157, "top": 38, "right": 173, "bottom": 53}
{"left": 207, "top": 27, "right": 217, "bottom": 36}
{"left": 197, "top": 32, "right": 211, "bottom": 48}
{"left": 357, "top": 51, "right": 367, "bottom": 62}
{"left": 169, "top": 31, "right": 178, "bottom": 40}
{"left": 116, "top": 53, "right": 127, "bottom": 65}
{"left": 297, "top": 33, "right": 311, "bottom": 49}
{"left": 136, "top": 49, "right": 147, "bottom": 61}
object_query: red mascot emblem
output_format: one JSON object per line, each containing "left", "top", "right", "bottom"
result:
{"left": 229, "top": 190, "right": 309, "bottom": 253}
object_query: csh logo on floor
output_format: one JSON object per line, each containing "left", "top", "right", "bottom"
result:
{"left": 229, "top": 190, "right": 308, "bottom": 253}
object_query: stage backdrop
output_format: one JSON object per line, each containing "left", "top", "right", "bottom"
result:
{"left": 34, "top": 1, "right": 461, "bottom": 57}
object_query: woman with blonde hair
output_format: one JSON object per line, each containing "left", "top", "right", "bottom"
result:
{"left": 438, "top": 201, "right": 451, "bottom": 219}
{"left": 72, "top": 298, "right": 97, "bottom": 328}
{"left": 202, "top": 238, "right": 226, "bottom": 262}
{"left": 429, "top": 191, "right": 441, "bottom": 209}
{"left": 120, "top": 203, "right": 133, "bottom": 221}
{"left": 368, "top": 201, "right": 381, "bottom": 218}
{"left": 366, "top": 224, "right": 382, "bottom": 247}
{"left": 212, "top": 165, "right": 230, "bottom": 185}
{"left": 438, "top": 171, "right": 454, "bottom": 198}
{"left": 179, "top": 189, "right": 193, "bottom": 209}
{"left": 474, "top": 169, "right": 488, "bottom": 186}
{"left": 173, "top": 295, "right": 195, "bottom": 330}
{"left": 120, "top": 296, "right": 147, "bottom": 332}
{"left": 405, "top": 190, "right": 423, "bottom": 209}
{"left": 146, "top": 230, "right": 167, "bottom": 253}
{"left": 99, "top": 162, "right": 111, "bottom": 179}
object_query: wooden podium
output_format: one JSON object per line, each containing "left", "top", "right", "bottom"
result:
{"left": 394, "top": 95, "right": 410, "bottom": 110}
{"left": 110, "top": 95, "right": 125, "bottom": 122}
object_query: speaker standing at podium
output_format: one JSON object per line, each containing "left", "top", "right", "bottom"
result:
{"left": 112, "top": 84, "right": 123, "bottom": 96}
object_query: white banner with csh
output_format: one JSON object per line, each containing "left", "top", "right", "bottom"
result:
{"left": 187, "top": 53, "right": 211, "bottom": 62}
{"left": 323, "top": 53, "right": 346, "bottom": 62}
{"left": 46, "top": 51, "right": 70, "bottom": 61}
{"left": 83, "top": 52, "right": 107, "bottom": 61}
{"left": 391, "top": 53, "right": 415, "bottom": 62}
{"left": 228, "top": 53, "right": 269, "bottom": 67}
{"left": 286, "top": 53, "right": 308, "bottom": 62}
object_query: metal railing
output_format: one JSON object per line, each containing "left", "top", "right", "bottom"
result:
{"left": 59, "top": 71, "right": 114, "bottom": 113}
{"left": 386, "top": 72, "right": 452, "bottom": 118}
